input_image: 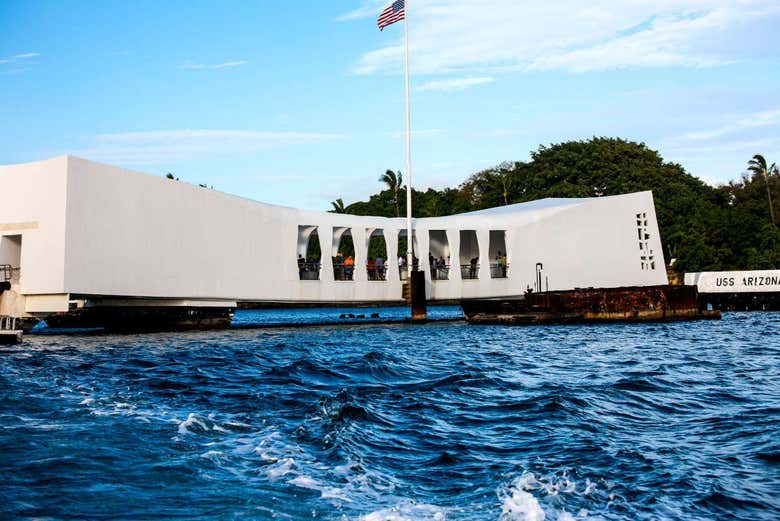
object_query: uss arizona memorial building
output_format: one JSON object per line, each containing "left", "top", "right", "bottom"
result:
{"left": 0, "top": 156, "right": 667, "bottom": 317}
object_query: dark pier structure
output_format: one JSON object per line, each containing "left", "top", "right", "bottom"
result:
{"left": 461, "top": 285, "right": 720, "bottom": 325}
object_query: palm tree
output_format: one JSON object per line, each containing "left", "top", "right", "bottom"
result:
{"left": 495, "top": 161, "right": 514, "bottom": 205}
{"left": 379, "top": 170, "right": 403, "bottom": 217}
{"left": 330, "top": 198, "right": 347, "bottom": 214}
{"left": 747, "top": 154, "right": 777, "bottom": 225}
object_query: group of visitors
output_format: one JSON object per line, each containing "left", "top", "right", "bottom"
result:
{"left": 299, "top": 249, "right": 507, "bottom": 281}
{"left": 428, "top": 253, "right": 450, "bottom": 280}
{"left": 366, "top": 256, "right": 386, "bottom": 280}
{"left": 397, "top": 255, "right": 420, "bottom": 279}
{"left": 302, "top": 252, "right": 457, "bottom": 281}
{"left": 333, "top": 252, "right": 355, "bottom": 280}
{"left": 297, "top": 254, "right": 321, "bottom": 280}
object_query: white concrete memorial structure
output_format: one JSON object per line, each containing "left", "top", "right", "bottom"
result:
{"left": 0, "top": 156, "right": 668, "bottom": 319}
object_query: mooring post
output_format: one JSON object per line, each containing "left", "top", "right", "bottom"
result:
{"left": 410, "top": 270, "right": 427, "bottom": 322}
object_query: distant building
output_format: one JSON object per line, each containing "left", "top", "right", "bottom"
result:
{"left": 1, "top": 156, "right": 668, "bottom": 319}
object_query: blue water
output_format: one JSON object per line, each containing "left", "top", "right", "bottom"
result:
{"left": 1, "top": 309, "right": 778, "bottom": 520}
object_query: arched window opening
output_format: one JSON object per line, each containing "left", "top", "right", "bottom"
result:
{"left": 0, "top": 235, "right": 22, "bottom": 284}
{"left": 489, "top": 230, "right": 508, "bottom": 279}
{"left": 459, "top": 230, "right": 479, "bottom": 280}
{"left": 428, "top": 230, "right": 450, "bottom": 281}
{"left": 366, "top": 229, "right": 388, "bottom": 281}
{"left": 397, "top": 230, "right": 419, "bottom": 280}
{"left": 332, "top": 227, "right": 355, "bottom": 281}
{"left": 296, "top": 226, "right": 321, "bottom": 280}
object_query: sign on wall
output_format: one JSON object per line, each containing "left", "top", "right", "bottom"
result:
{"left": 685, "top": 270, "right": 780, "bottom": 294}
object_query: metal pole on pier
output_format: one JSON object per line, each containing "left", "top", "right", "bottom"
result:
{"left": 403, "top": 0, "right": 413, "bottom": 282}
{"left": 378, "top": 0, "right": 426, "bottom": 321}
{"left": 402, "top": 2, "right": 426, "bottom": 321}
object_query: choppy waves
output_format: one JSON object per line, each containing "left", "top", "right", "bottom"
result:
{"left": 0, "top": 310, "right": 778, "bottom": 519}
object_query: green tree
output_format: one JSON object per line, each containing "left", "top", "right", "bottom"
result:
{"left": 330, "top": 198, "right": 347, "bottom": 214}
{"left": 379, "top": 170, "right": 403, "bottom": 217}
{"left": 747, "top": 154, "right": 778, "bottom": 225}
{"left": 335, "top": 138, "right": 780, "bottom": 271}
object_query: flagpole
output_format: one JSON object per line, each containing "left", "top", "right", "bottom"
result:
{"left": 403, "top": 0, "right": 413, "bottom": 280}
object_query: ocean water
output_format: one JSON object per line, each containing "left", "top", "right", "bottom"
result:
{"left": 1, "top": 308, "right": 778, "bottom": 520}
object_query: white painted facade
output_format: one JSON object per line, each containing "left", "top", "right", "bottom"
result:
{"left": 0, "top": 156, "right": 668, "bottom": 316}
{"left": 685, "top": 270, "right": 780, "bottom": 293}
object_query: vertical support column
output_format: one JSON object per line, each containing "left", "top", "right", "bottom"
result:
{"left": 352, "top": 227, "right": 367, "bottom": 282}
{"left": 417, "top": 228, "right": 430, "bottom": 278}
{"left": 320, "top": 228, "right": 334, "bottom": 282}
{"left": 448, "top": 229, "right": 461, "bottom": 282}
{"left": 386, "top": 229, "right": 400, "bottom": 282}
{"left": 477, "top": 228, "right": 491, "bottom": 281}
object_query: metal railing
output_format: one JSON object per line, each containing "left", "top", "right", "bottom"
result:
{"left": 490, "top": 263, "right": 509, "bottom": 279}
{"left": 0, "top": 316, "right": 19, "bottom": 331}
{"left": 333, "top": 263, "right": 355, "bottom": 281}
{"left": 298, "top": 261, "right": 321, "bottom": 280}
{"left": 0, "top": 265, "right": 19, "bottom": 283}
{"left": 461, "top": 264, "right": 480, "bottom": 280}
{"left": 431, "top": 265, "right": 450, "bottom": 281}
{"left": 367, "top": 264, "right": 387, "bottom": 281}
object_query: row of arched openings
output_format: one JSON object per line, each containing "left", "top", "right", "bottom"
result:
{"left": 296, "top": 226, "right": 508, "bottom": 281}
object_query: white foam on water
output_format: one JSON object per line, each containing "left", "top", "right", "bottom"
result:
{"left": 498, "top": 472, "right": 546, "bottom": 521}
{"left": 320, "top": 486, "right": 352, "bottom": 502}
{"left": 359, "top": 502, "right": 445, "bottom": 521}
{"left": 288, "top": 474, "right": 320, "bottom": 489}
{"left": 266, "top": 457, "right": 296, "bottom": 479}
{"left": 79, "top": 398, "right": 95, "bottom": 405}
{"left": 500, "top": 486, "right": 546, "bottom": 521}
{"left": 225, "top": 420, "right": 252, "bottom": 429}
{"left": 34, "top": 423, "right": 64, "bottom": 431}
{"left": 178, "top": 413, "right": 209, "bottom": 435}
{"left": 284, "top": 473, "right": 353, "bottom": 503}
{"left": 498, "top": 472, "right": 605, "bottom": 521}
{"left": 200, "top": 450, "right": 224, "bottom": 459}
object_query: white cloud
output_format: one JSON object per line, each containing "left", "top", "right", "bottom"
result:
{"left": 76, "top": 129, "right": 344, "bottom": 164}
{"left": 0, "top": 52, "right": 39, "bottom": 65}
{"left": 669, "top": 137, "right": 780, "bottom": 155}
{"left": 346, "top": 0, "right": 780, "bottom": 75}
{"left": 677, "top": 108, "right": 780, "bottom": 141}
{"left": 179, "top": 60, "right": 247, "bottom": 70}
{"left": 11, "top": 52, "right": 39, "bottom": 59}
{"left": 417, "top": 76, "right": 494, "bottom": 92}
{"left": 336, "top": 0, "right": 386, "bottom": 21}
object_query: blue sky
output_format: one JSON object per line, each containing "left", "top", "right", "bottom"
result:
{"left": 1, "top": 0, "right": 778, "bottom": 210}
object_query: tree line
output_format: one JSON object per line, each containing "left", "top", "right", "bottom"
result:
{"left": 330, "top": 137, "right": 779, "bottom": 273}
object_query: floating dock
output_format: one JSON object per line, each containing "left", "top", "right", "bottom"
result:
{"left": 461, "top": 285, "right": 720, "bottom": 325}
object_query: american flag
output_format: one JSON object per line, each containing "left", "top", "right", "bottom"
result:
{"left": 377, "top": 0, "right": 405, "bottom": 31}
